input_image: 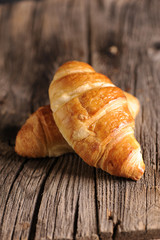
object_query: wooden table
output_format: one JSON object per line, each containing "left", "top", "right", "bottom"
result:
{"left": 0, "top": 0, "right": 160, "bottom": 239}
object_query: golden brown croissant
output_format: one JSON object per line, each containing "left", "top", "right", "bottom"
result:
{"left": 49, "top": 61, "right": 145, "bottom": 180}
{"left": 15, "top": 105, "right": 72, "bottom": 158}
{"left": 15, "top": 92, "right": 139, "bottom": 158}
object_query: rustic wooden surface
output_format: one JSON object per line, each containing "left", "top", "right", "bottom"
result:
{"left": 0, "top": 0, "right": 160, "bottom": 239}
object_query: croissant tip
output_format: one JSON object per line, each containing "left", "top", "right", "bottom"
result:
{"left": 132, "top": 161, "right": 145, "bottom": 181}
{"left": 139, "top": 165, "right": 145, "bottom": 174}
{"left": 15, "top": 123, "right": 42, "bottom": 158}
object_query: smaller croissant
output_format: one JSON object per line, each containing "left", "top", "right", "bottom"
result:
{"left": 15, "top": 105, "right": 72, "bottom": 158}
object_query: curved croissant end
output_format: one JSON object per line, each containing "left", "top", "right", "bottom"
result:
{"left": 124, "top": 92, "right": 140, "bottom": 119}
{"left": 15, "top": 105, "right": 72, "bottom": 158}
{"left": 49, "top": 61, "right": 145, "bottom": 180}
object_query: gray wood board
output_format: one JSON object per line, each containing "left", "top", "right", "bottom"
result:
{"left": 0, "top": 0, "right": 160, "bottom": 239}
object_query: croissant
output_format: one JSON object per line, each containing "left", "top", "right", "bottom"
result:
{"left": 15, "top": 105, "right": 73, "bottom": 158}
{"left": 15, "top": 89, "right": 139, "bottom": 159}
{"left": 48, "top": 61, "right": 145, "bottom": 180}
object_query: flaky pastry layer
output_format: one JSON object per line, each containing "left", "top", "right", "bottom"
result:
{"left": 49, "top": 61, "right": 145, "bottom": 180}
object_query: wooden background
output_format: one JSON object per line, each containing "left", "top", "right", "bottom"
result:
{"left": 0, "top": 0, "right": 160, "bottom": 239}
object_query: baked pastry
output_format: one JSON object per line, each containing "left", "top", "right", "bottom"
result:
{"left": 49, "top": 61, "right": 145, "bottom": 180}
{"left": 15, "top": 105, "right": 72, "bottom": 158}
{"left": 15, "top": 92, "right": 139, "bottom": 158}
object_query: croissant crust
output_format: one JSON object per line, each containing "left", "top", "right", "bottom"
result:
{"left": 49, "top": 61, "right": 145, "bottom": 180}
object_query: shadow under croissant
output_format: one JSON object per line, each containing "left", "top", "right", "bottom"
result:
{"left": 18, "top": 152, "right": 135, "bottom": 186}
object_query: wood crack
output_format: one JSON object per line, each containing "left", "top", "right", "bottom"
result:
{"left": 156, "top": 121, "right": 159, "bottom": 171}
{"left": 73, "top": 193, "right": 79, "bottom": 240}
{"left": 112, "top": 220, "right": 121, "bottom": 240}
{"left": 94, "top": 168, "right": 101, "bottom": 240}
{"left": 87, "top": 0, "right": 92, "bottom": 65}
{"left": 145, "top": 185, "right": 148, "bottom": 233}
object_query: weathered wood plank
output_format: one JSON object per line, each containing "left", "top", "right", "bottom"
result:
{"left": 0, "top": 0, "right": 160, "bottom": 239}
{"left": 90, "top": 0, "right": 160, "bottom": 239}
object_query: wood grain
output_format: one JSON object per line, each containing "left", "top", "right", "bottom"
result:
{"left": 0, "top": 0, "right": 160, "bottom": 239}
